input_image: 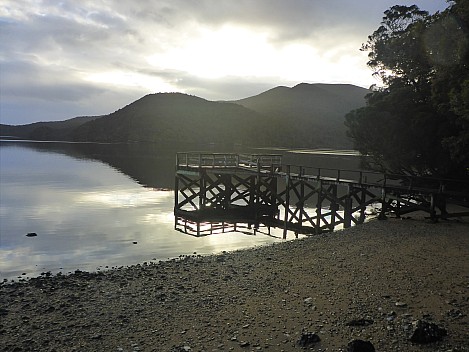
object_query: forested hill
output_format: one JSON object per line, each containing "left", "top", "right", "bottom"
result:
{"left": 234, "top": 83, "right": 369, "bottom": 147}
{"left": 72, "top": 93, "right": 270, "bottom": 145}
{"left": 0, "top": 83, "right": 369, "bottom": 148}
{"left": 0, "top": 116, "right": 99, "bottom": 140}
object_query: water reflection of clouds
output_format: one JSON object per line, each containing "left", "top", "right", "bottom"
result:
{"left": 1, "top": 143, "right": 288, "bottom": 280}
{"left": 77, "top": 189, "right": 172, "bottom": 208}
{"left": 140, "top": 212, "right": 174, "bottom": 224}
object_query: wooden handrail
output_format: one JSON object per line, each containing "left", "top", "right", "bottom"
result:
{"left": 176, "top": 152, "right": 469, "bottom": 196}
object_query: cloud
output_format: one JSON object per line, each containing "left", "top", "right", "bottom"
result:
{"left": 0, "top": 0, "right": 449, "bottom": 124}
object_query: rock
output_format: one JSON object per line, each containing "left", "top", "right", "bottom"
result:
{"left": 347, "top": 339, "right": 375, "bottom": 352}
{"left": 346, "top": 318, "right": 374, "bottom": 327}
{"left": 304, "top": 297, "right": 313, "bottom": 305}
{"left": 447, "top": 308, "right": 464, "bottom": 319}
{"left": 297, "top": 332, "right": 320, "bottom": 347}
{"left": 395, "top": 301, "right": 407, "bottom": 307}
{"left": 410, "top": 320, "right": 447, "bottom": 344}
{"left": 26, "top": 232, "right": 37, "bottom": 237}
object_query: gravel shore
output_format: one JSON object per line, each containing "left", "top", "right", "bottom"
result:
{"left": 1, "top": 217, "right": 468, "bottom": 351}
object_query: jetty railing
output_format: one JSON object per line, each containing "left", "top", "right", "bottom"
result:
{"left": 176, "top": 152, "right": 239, "bottom": 168}
{"left": 281, "top": 164, "right": 469, "bottom": 195}
{"left": 176, "top": 152, "right": 282, "bottom": 172}
{"left": 174, "top": 152, "right": 469, "bottom": 237}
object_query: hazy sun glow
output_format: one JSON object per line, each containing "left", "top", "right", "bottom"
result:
{"left": 147, "top": 25, "right": 322, "bottom": 80}
{"left": 84, "top": 70, "right": 179, "bottom": 92}
{"left": 146, "top": 24, "right": 371, "bottom": 86}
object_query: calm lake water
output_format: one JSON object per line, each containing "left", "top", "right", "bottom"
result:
{"left": 0, "top": 140, "right": 361, "bottom": 281}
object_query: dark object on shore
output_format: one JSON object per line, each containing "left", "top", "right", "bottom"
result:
{"left": 346, "top": 318, "right": 374, "bottom": 327}
{"left": 26, "top": 232, "right": 37, "bottom": 237}
{"left": 347, "top": 339, "right": 375, "bottom": 352}
{"left": 132, "top": 241, "right": 138, "bottom": 244}
{"left": 410, "top": 320, "right": 447, "bottom": 344}
{"left": 297, "top": 332, "right": 320, "bottom": 347}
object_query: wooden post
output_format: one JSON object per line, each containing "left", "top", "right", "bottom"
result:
{"left": 395, "top": 197, "right": 401, "bottom": 218}
{"left": 249, "top": 175, "right": 256, "bottom": 207}
{"left": 359, "top": 187, "right": 366, "bottom": 223}
{"left": 270, "top": 177, "right": 278, "bottom": 210}
{"left": 329, "top": 184, "right": 337, "bottom": 231}
{"left": 283, "top": 167, "right": 291, "bottom": 239}
{"left": 199, "top": 171, "right": 206, "bottom": 210}
{"left": 299, "top": 179, "right": 305, "bottom": 228}
{"left": 174, "top": 174, "right": 179, "bottom": 230}
{"left": 222, "top": 174, "right": 232, "bottom": 210}
{"left": 316, "top": 180, "right": 323, "bottom": 234}
{"left": 344, "top": 185, "right": 353, "bottom": 228}
{"left": 378, "top": 188, "right": 387, "bottom": 220}
{"left": 430, "top": 193, "right": 437, "bottom": 222}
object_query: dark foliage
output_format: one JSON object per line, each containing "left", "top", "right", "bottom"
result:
{"left": 345, "top": 1, "right": 469, "bottom": 178}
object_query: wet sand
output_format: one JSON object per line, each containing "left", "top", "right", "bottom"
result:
{"left": 1, "top": 217, "right": 468, "bottom": 351}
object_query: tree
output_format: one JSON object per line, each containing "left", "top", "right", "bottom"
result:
{"left": 346, "top": 2, "right": 469, "bottom": 178}
{"left": 430, "top": 0, "right": 469, "bottom": 171}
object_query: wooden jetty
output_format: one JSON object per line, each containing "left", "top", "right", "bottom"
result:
{"left": 174, "top": 152, "right": 469, "bottom": 237}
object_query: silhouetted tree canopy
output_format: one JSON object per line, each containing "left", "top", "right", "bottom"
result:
{"left": 346, "top": 1, "right": 469, "bottom": 178}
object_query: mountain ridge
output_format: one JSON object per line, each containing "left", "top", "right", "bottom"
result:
{"left": 234, "top": 83, "right": 369, "bottom": 147}
{"left": 0, "top": 83, "right": 369, "bottom": 148}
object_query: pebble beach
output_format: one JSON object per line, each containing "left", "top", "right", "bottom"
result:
{"left": 1, "top": 217, "right": 468, "bottom": 351}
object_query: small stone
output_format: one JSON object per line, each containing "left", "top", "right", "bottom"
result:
{"left": 347, "top": 339, "right": 375, "bottom": 352}
{"left": 346, "top": 318, "right": 374, "bottom": 327}
{"left": 239, "top": 341, "right": 250, "bottom": 347}
{"left": 395, "top": 301, "right": 407, "bottom": 307}
{"left": 410, "top": 320, "right": 447, "bottom": 344}
{"left": 297, "top": 332, "right": 320, "bottom": 347}
{"left": 304, "top": 297, "right": 313, "bottom": 305}
{"left": 403, "top": 323, "right": 412, "bottom": 331}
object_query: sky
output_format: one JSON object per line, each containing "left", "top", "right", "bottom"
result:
{"left": 1, "top": 1, "right": 450, "bottom": 125}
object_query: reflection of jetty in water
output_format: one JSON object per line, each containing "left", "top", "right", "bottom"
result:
{"left": 175, "top": 211, "right": 276, "bottom": 238}
{"left": 174, "top": 153, "right": 469, "bottom": 238}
